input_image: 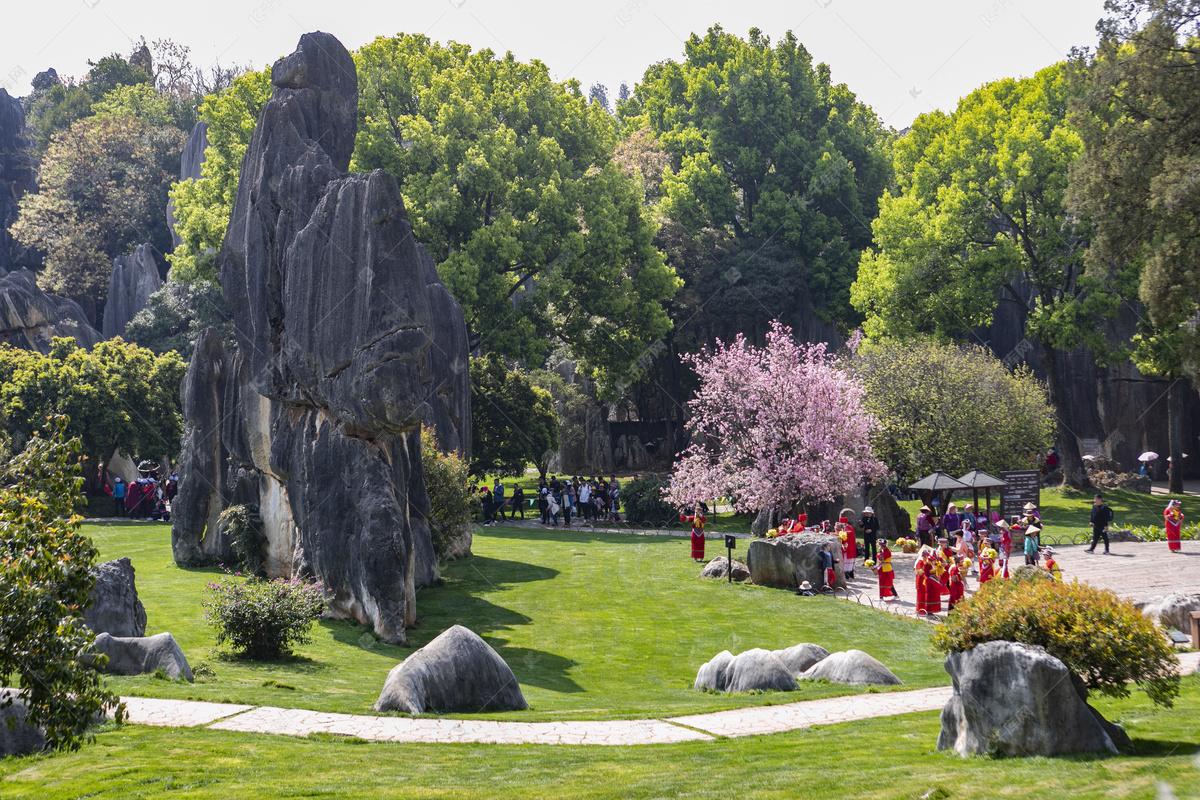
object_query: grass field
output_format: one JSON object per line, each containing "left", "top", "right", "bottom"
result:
{"left": 2, "top": 677, "right": 1197, "bottom": 799}
{"left": 87, "top": 521, "right": 946, "bottom": 720}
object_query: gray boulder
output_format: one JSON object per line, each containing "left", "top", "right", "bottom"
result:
{"left": 167, "top": 121, "right": 210, "bottom": 248}
{"left": 772, "top": 643, "right": 830, "bottom": 675}
{"left": 800, "top": 649, "right": 902, "bottom": 686}
{"left": 0, "top": 269, "right": 101, "bottom": 353}
{"left": 937, "top": 640, "right": 1122, "bottom": 757}
{"left": 84, "top": 558, "right": 147, "bottom": 637}
{"left": 102, "top": 243, "right": 162, "bottom": 339}
{"left": 90, "top": 632, "right": 194, "bottom": 681}
{"left": 375, "top": 625, "right": 527, "bottom": 715}
{"left": 172, "top": 33, "right": 471, "bottom": 642}
{"left": 699, "top": 556, "right": 750, "bottom": 581}
{"left": 746, "top": 531, "right": 844, "bottom": 589}
{"left": 0, "top": 690, "right": 45, "bottom": 756}
{"left": 1140, "top": 592, "right": 1200, "bottom": 631}
{"left": 694, "top": 648, "right": 798, "bottom": 693}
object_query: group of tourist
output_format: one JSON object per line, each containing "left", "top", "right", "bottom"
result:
{"left": 104, "top": 471, "right": 178, "bottom": 520}
{"left": 477, "top": 475, "right": 625, "bottom": 528}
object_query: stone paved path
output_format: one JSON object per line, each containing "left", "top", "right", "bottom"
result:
{"left": 113, "top": 652, "right": 1197, "bottom": 746}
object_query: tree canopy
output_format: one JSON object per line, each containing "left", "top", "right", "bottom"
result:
{"left": 352, "top": 34, "right": 679, "bottom": 386}
{"left": 10, "top": 115, "right": 183, "bottom": 311}
{"left": 848, "top": 339, "right": 1056, "bottom": 484}
{"left": 850, "top": 64, "right": 1115, "bottom": 487}
{"left": 0, "top": 339, "right": 187, "bottom": 472}
{"left": 469, "top": 355, "right": 558, "bottom": 478}
{"left": 622, "top": 25, "right": 893, "bottom": 327}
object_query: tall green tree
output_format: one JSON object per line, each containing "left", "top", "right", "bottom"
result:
{"left": 469, "top": 355, "right": 558, "bottom": 478}
{"left": 0, "top": 416, "right": 122, "bottom": 750}
{"left": 352, "top": 35, "right": 678, "bottom": 387}
{"left": 10, "top": 115, "right": 184, "bottom": 317}
{"left": 851, "top": 65, "right": 1116, "bottom": 489}
{"left": 622, "top": 25, "right": 893, "bottom": 328}
{"left": 848, "top": 339, "right": 1056, "bottom": 484}
{"left": 0, "top": 339, "right": 187, "bottom": 479}
{"left": 167, "top": 67, "right": 271, "bottom": 284}
{"left": 1069, "top": 0, "right": 1200, "bottom": 493}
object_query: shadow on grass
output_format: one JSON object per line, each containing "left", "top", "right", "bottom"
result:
{"left": 1128, "top": 738, "right": 1200, "bottom": 757}
{"left": 476, "top": 525, "right": 679, "bottom": 546}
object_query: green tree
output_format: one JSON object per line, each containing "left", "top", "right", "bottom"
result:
{"left": 0, "top": 416, "right": 122, "bottom": 749}
{"left": 1069, "top": 0, "right": 1200, "bottom": 494}
{"left": 0, "top": 339, "right": 187, "bottom": 478}
{"left": 352, "top": 35, "right": 678, "bottom": 386}
{"left": 420, "top": 425, "right": 473, "bottom": 560}
{"left": 167, "top": 67, "right": 271, "bottom": 283}
{"left": 93, "top": 82, "right": 189, "bottom": 130}
{"left": 10, "top": 115, "right": 184, "bottom": 315}
{"left": 123, "top": 279, "right": 233, "bottom": 359}
{"left": 851, "top": 65, "right": 1116, "bottom": 489}
{"left": 622, "top": 25, "right": 893, "bottom": 327}
{"left": 469, "top": 355, "right": 558, "bottom": 477}
{"left": 529, "top": 367, "right": 589, "bottom": 478}
{"left": 848, "top": 339, "right": 1056, "bottom": 484}
{"left": 24, "top": 53, "right": 152, "bottom": 154}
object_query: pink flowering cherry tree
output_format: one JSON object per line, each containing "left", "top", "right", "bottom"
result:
{"left": 665, "top": 321, "right": 886, "bottom": 522}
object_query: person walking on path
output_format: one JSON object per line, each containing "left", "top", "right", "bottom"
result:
{"left": 1164, "top": 499, "right": 1184, "bottom": 553}
{"left": 480, "top": 486, "right": 496, "bottom": 526}
{"left": 578, "top": 480, "right": 591, "bottom": 522}
{"left": 873, "top": 539, "right": 898, "bottom": 601}
{"left": 682, "top": 504, "right": 707, "bottom": 562}
{"left": 1023, "top": 524, "right": 1041, "bottom": 566}
{"left": 538, "top": 487, "right": 550, "bottom": 525}
{"left": 493, "top": 479, "right": 507, "bottom": 523}
{"left": 860, "top": 506, "right": 880, "bottom": 561}
{"left": 1087, "top": 493, "right": 1114, "bottom": 554}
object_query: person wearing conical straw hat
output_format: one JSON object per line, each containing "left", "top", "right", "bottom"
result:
{"left": 1023, "top": 522, "right": 1042, "bottom": 566}
{"left": 1164, "top": 499, "right": 1184, "bottom": 553}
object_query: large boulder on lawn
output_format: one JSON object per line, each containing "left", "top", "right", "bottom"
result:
{"left": 375, "top": 625, "right": 527, "bottom": 715}
{"left": 84, "top": 558, "right": 147, "bottom": 637}
{"left": 746, "top": 531, "right": 844, "bottom": 589}
{"left": 700, "top": 556, "right": 750, "bottom": 581}
{"left": 937, "top": 640, "right": 1122, "bottom": 757}
{"left": 800, "top": 649, "right": 902, "bottom": 686}
{"left": 694, "top": 648, "right": 798, "bottom": 693}
{"left": 773, "top": 643, "right": 830, "bottom": 675}
{"left": 90, "top": 632, "right": 194, "bottom": 681}
{"left": 1140, "top": 592, "right": 1200, "bottom": 631}
{"left": 0, "top": 690, "right": 45, "bottom": 756}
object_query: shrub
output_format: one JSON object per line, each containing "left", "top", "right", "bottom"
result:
{"left": 219, "top": 504, "right": 266, "bottom": 576}
{"left": 934, "top": 577, "right": 1179, "bottom": 707}
{"left": 202, "top": 574, "right": 325, "bottom": 660}
{"left": 420, "top": 425, "right": 473, "bottom": 559}
{"left": 622, "top": 474, "right": 678, "bottom": 524}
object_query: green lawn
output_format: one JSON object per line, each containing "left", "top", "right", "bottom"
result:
{"left": 87, "top": 521, "right": 945, "bottom": 720}
{"left": 2, "top": 676, "right": 1197, "bottom": 799}
{"left": 899, "top": 485, "right": 1200, "bottom": 545}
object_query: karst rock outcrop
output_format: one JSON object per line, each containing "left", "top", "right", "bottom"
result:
{"left": 0, "top": 268, "right": 101, "bottom": 352}
{"left": 171, "top": 32, "right": 471, "bottom": 644}
{"left": 102, "top": 243, "right": 162, "bottom": 339}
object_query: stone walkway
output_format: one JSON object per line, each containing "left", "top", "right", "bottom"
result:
{"left": 114, "top": 652, "right": 1198, "bottom": 746}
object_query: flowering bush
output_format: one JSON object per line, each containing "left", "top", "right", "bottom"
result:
{"left": 1121, "top": 523, "right": 1200, "bottom": 542}
{"left": 934, "top": 577, "right": 1179, "bottom": 707}
{"left": 203, "top": 573, "right": 325, "bottom": 660}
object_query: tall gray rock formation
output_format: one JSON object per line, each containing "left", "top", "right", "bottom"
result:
{"left": 0, "top": 268, "right": 101, "bottom": 352}
{"left": 171, "top": 33, "right": 471, "bottom": 645}
{"left": 102, "top": 243, "right": 162, "bottom": 339}
{"left": 167, "top": 121, "right": 209, "bottom": 249}
{"left": 0, "top": 88, "right": 38, "bottom": 273}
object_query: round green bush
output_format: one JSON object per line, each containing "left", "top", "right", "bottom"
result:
{"left": 934, "top": 577, "right": 1180, "bottom": 707}
{"left": 202, "top": 575, "right": 325, "bottom": 660}
{"left": 621, "top": 474, "right": 679, "bottom": 525}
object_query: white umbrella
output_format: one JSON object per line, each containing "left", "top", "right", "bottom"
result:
{"left": 1139, "top": 451, "right": 1159, "bottom": 462}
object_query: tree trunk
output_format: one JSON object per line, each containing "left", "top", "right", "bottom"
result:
{"left": 1040, "top": 345, "right": 1091, "bottom": 490}
{"left": 1168, "top": 378, "right": 1186, "bottom": 495}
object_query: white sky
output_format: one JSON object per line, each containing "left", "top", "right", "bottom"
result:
{"left": 3, "top": 0, "right": 1106, "bottom": 129}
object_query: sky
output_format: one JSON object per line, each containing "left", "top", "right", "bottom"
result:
{"left": 3, "top": 0, "right": 1107, "bottom": 128}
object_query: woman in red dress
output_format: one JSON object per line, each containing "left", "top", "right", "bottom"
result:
{"left": 1165, "top": 499, "right": 1184, "bottom": 553}
{"left": 913, "top": 551, "right": 928, "bottom": 614}
{"left": 682, "top": 504, "right": 707, "bottom": 562}
{"left": 923, "top": 552, "right": 943, "bottom": 615}
{"left": 874, "top": 540, "right": 898, "bottom": 601}
{"left": 947, "top": 561, "right": 964, "bottom": 610}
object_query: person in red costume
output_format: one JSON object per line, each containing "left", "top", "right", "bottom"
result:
{"left": 839, "top": 516, "right": 857, "bottom": 579}
{"left": 936, "top": 538, "right": 954, "bottom": 601}
{"left": 681, "top": 504, "right": 706, "bottom": 562}
{"left": 913, "top": 550, "right": 928, "bottom": 614}
{"left": 947, "top": 560, "right": 965, "bottom": 610}
{"left": 978, "top": 546, "right": 997, "bottom": 584}
{"left": 923, "top": 549, "right": 943, "bottom": 615}
{"left": 1164, "top": 499, "right": 1184, "bottom": 553}
{"left": 869, "top": 539, "right": 898, "bottom": 601}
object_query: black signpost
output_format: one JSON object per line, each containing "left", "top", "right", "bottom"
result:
{"left": 1000, "top": 470, "right": 1041, "bottom": 520}
{"left": 724, "top": 535, "right": 737, "bottom": 583}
